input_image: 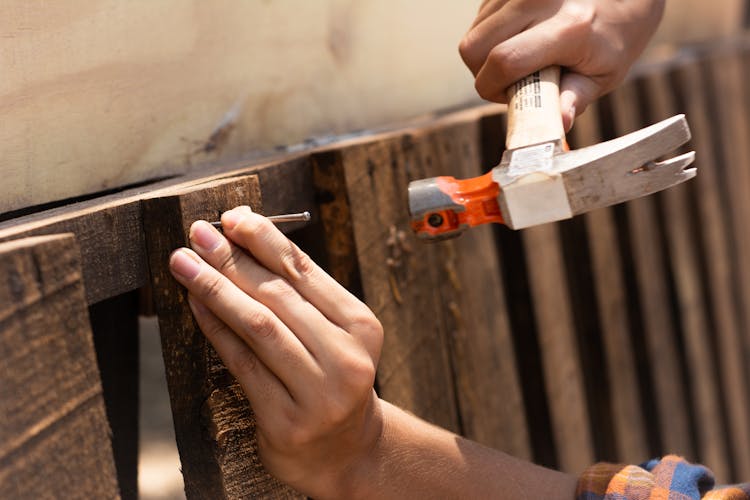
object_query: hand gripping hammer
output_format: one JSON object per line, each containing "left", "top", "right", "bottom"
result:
{"left": 408, "top": 66, "right": 696, "bottom": 240}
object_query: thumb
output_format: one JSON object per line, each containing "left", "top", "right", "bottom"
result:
{"left": 559, "top": 72, "right": 602, "bottom": 132}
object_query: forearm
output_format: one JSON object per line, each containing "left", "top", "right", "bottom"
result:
{"left": 346, "top": 400, "right": 577, "bottom": 500}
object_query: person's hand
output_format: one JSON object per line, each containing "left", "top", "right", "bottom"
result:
{"left": 459, "top": 0, "right": 665, "bottom": 130}
{"left": 168, "top": 206, "right": 384, "bottom": 498}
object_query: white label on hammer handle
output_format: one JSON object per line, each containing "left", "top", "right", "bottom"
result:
{"left": 506, "top": 142, "right": 555, "bottom": 178}
{"left": 501, "top": 172, "right": 573, "bottom": 229}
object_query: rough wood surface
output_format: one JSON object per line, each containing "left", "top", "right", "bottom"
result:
{"left": 311, "top": 108, "right": 530, "bottom": 456}
{"left": 1, "top": 0, "right": 477, "bottom": 214}
{"left": 569, "top": 103, "right": 649, "bottom": 464}
{"left": 143, "top": 175, "right": 302, "bottom": 499}
{"left": 606, "top": 82, "right": 700, "bottom": 458}
{"left": 700, "top": 48, "right": 750, "bottom": 480}
{"left": 0, "top": 156, "right": 312, "bottom": 305}
{"left": 521, "top": 222, "right": 594, "bottom": 474}
{"left": 639, "top": 69, "right": 736, "bottom": 482}
{"left": 0, "top": 234, "right": 119, "bottom": 499}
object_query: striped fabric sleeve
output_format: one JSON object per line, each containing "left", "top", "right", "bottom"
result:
{"left": 576, "top": 455, "right": 750, "bottom": 499}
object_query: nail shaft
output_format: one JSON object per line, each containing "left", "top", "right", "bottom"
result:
{"left": 210, "top": 211, "right": 311, "bottom": 228}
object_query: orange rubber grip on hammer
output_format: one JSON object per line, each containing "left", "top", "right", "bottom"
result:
{"left": 410, "top": 171, "right": 504, "bottom": 238}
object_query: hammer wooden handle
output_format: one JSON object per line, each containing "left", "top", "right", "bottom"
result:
{"left": 505, "top": 66, "right": 566, "bottom": 150}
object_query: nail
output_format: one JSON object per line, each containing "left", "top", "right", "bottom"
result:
{"left": 170, "top": 249, "right": 201, "bottom": 280}
{"left": 190, "top": 220, "right": 222, "bottom": 252}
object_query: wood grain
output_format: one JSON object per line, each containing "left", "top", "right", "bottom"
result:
{"left": 142, "top": 175, "right": 302, "bottom": 499}
{"left": 569, "top": 102, "right": 649, "bottom": 464}
{"left": 604, "top": 82, "right": 694, "bottom": 457}
{"left": 0, "top": 234, "right": 119, "bottom": 499}
{"left": 521, "top": 222, "right": 594, "bottom": 473}
{"left": 311, "top": 109, "right": 531, "bottom": 457}
{"left": 1, "top": 0, "right": 477, "bottom": 213}
{"left": 639, "top": 69, "right": 737, "bottom": 479}
{"left": 700, "top": 48, "right": 750, "bottom": 480}
{"left": 0, "top": 156, "right": 312, "bottom": 305}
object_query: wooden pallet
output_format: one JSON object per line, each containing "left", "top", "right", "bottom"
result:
{"left": 2, "top": 37, "right": 750, "bottom": 497}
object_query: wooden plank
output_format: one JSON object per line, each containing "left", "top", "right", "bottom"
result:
{"left": 602, "top": 82, "right": 695, "bottom": 458}
{"left": 311, "top": 108, "right": 532, "bottom": 457}
{"left": 700, "top": 48, "right": 750, "bottom": 480}
{"left": 639, "top": 68, "right": 740, "bottom": 480}
{"left": 143, "top": 175, "right": 302, "bottom": 499}
{"left": 314, "top": 137, "right": 461, "bottom": 433}
{"left": 89, "top": 291, "right": 140, "bottom": 500}
{"left": 1, "top": 0, "right": 478, "bottom": 213}
{"left": 0, "top": 234, "right": 119, "bottom": 499}
{"left": 521, "top": 222, "right": 594, "bottom": 474}
{"left": 569, "top": 103, "right": 649, "bottom": 464}
{"left": 0, "top": 155, "right": 312, "bottom": 304}
{"left": 651, "top": 0, "right": 744, "bottom": 46}
{"left": 409, "top": 119, "right": 530, "bottom": 457}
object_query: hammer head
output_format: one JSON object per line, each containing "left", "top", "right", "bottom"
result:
{"left": 408, "top": 114, "right": 695, "bottom": 238}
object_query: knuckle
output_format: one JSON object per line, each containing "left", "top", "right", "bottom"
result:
{"left": 487, "top": 44, "right": 521, "bottom": 75}
{"left": 215, "top": 244, "right": 243, "bottom": 276}
{"left": 228, "top": 350, "right": 258, "bottom": 377}
{"left": 256, "top": 277, "right": 297, "bottom": 302}
{"left": 241, "top": 309, "right": 276, "bottom": 340}
{"left": 458, "top": 33, "right": 481, "bottom": 73}
{"left": 280, "top": 244, "right": 316, "bottom": 282}
{"left": 284, "top": 425, "right": 315, "bottom": 449}
{"left": 339, "top": 353, "right": 376, "bottom": 391}
{"left": 199, "top": 273, "right": 225, "bottom": 301}
{"left": 348, "top": 312, "right": 384, "bottom": 344}
{"left": 558, "top": 3, "right": 596, "bottom": 38}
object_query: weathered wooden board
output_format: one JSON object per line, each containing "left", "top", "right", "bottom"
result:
{"left": 0, "top": 234, "right": 119, "bottom": 499}
{"left": 521, "top": 222, "right": 594, "bottom": 474}
{"left": 651, "top": 0, "right": 745, "bottom": 47}
{"left": 604, "top": 82, "right": 697, "bottom": 461}
{"left": 699, "top": 48, "right": 750, "bottom": 480}
{"left": 310, "top": 107, "right": 531, "bottom": 456}
{"left": 1, "top": 0, "right": 478, "bottom": 214}
{"left": 0, "top": 155, "right": 312, "bottom": 305}
{"left": 143, "top": 175, "right": 302, "bottom": 499}
{"left": 639, "top": 67, "right": 736, "bottom": 482}
{"left": 569, "top": 102, "right": 649, "bottom": 464}
{"left": 89, "top": 291, "right": 140, "bottom": 500}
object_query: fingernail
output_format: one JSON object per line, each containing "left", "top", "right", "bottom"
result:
{"left": 221, "top": 209, "right": 242, "bottom": 231}
{"left": 190, "top": 220, "right": 222, "bottom": 252}
{"left": 170, "top": 249, "right": 201, "bottom": 280}
{"left": 568, "top": 105, "right": 576, "bottom": 130}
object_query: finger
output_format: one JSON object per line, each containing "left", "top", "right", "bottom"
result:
{"left": 559, "top": 72, "right": 603, "bottom": 132}
{"left": 474, "top": 17, "right": 589, "bottom": 103}
{"left": 460, "top": 1, "right": 532, "bottom": 76}
{"left": 472, "top": 0, "right": 514, "bottom": 28}
{"left": 169, "top": 247, "right": 319, "bottom": 398}
{"left": 187, "top": 294, "right": 293, "bottom": 422}
{"left": 220, "top": 207, "right": 375, "bottom": 333}
{"left": 188, "top": 219, "right": 348, "bottom": 359}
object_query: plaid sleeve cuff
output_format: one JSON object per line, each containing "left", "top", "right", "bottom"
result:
{"left": 576, "top": 455, "right": 750, "bottom": 499}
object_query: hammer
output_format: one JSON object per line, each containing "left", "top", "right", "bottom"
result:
{"left": 408, "top": 66, "right": 696, "bottom": 239}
